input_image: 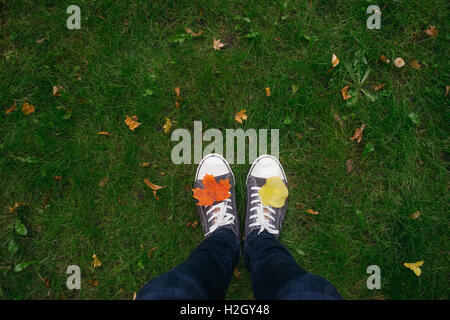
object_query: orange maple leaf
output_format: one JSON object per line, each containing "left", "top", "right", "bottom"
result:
{"left": 235, "top": 110, "right": 247, "bottom": 124}
{"left": 125, "top": 115, "right": 141, "bottom": 131}
{"left": 192, "top": 174, "right": 231, "bottom": 206}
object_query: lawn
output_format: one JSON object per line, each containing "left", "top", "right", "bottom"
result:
{"left": 0, "top": 0, "right": 448, "bottom": 300}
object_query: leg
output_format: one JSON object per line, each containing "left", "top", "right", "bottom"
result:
{"left": 137, "top": 228, "right": 240, "bottom": 300}
{"left": 244, "top": 230, "right": 342, "bottom": 300}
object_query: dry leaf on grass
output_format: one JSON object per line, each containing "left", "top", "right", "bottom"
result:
{"left": 345, "top": 159, "right": 354, "bottom": 173}
{"left": 425, "top": 26, "right": 438, "bottom": 38}
{"left": 410, "top": 211, "right": 422, "bottom": 219}
{"left": 213, "top": 38, "right": 225, "bottom": 50}
{"left": 142, "top": 162, "right": 150, "bottom": 168}
{"left": 5, "top": 101, "right": 16, "bottom": 114}
{"left": 144, "top": 179, "right": 165, "bottom": 191}
{"left": 334, "top": 113, "right": 345, "bottom": 128}
{"left": 186, "top": 221, "right": 198, "bottom": 228}
{"left": 98, "top": 177, "right": 108, "bottom": 187}
{"left": 331, "top": 54, "right": 340, "bottom": 68}
{"left": 22, "top": 102, "right": 35, "bottom": 115}
{"left": 92, "top": 254, "right": 102, "bottom": 268}
{"left": 163, "top": 117, "right": 172, "bottom": 134}
{"left": 350, "top": 124, "right": 366, "bottom": 143}
{"left": 148, "top": 247, "right": 157, "bottom": 260}
{"left": 185, "top": 28, "right": 204, "bottom": 37}
{"left": 265, "top": 87, "right": 271, "bottom": 97}
{"left": 233, "top": 268, "right": 242, "bottom": 280}
{"left": 125, "top": 115, "right": 141, "bottom": 131}
{"left": 403, "top": 261, "right": 424, "bottom": 276}
{"left": 9, "top": 202, "right": 25, "bottom": 213}
{"left": 306, "top": 208, "right": 319, "bottom": 215}
{"left": 235, "top": 110, "right": 247, "bottom": 124}
{"left": 373, "top": 84, "right": 386, "bottom": 91}
{"left": 409, "top": 59, "right": 422, "bottom": 70}
{"left": 36, "top": 38, "right": 46, "bottom": 44}
{"left": 97, "top": 131, "right": 111, "bottom": 136}
{"left": 89, "top": 279, "right": 99, "bottom": 287}
{"left": 380, "top": 54, "right": 390, "bottom": 64}
{"left": 341, "top": 85, "right": 351, "bottom": 100}
{"left": 52, "top": 85, "right": 63, "bottom": 97}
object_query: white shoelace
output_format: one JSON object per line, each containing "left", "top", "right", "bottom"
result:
{"left": 205, "top": 198, "right": 235, "bottom": 237}
{"left": 249, "top": 186, "right": 279, "bottom": 235}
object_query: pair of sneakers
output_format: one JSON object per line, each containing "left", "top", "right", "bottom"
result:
{"left": 194, "top": 154, "right": 288, "bottom": 240}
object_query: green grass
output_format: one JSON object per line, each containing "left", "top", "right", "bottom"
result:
{"left": 0, "top": 0, "right": 448, "bottom": 300}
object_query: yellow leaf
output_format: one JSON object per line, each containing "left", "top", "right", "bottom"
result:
{"left": 265, "top": 87, "right": 271, "bottom": 97}
{"left": 213, "top": 38, "right": 225, "bottom": 50}
{"left": 235, "top": 110, "right": 247, "bottom": 124}
{"left": 331, "top": 54, "right": 340, "bottom": 68}
{"left": 125, "top": 115, "right": 141, "bottom": 131}
{"left": 258, "top": 176, "right": 288, "bottom": 208}
{"left": 403, "top": 261, "right": 424, "bottom": 276}
{"left": 163, "top": 117, "right": 172, "bottom": 134}
{"left": 92, "top": 254, "right": 102, "bottom": 268}
{"left": 22, "top": 102, "right": 35, "bottom": 115}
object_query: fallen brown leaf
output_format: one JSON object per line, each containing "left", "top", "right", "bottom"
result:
{"left": 334, "top": 113, "right": 345, "bottom": 128}
{"left": 5, "top": 101, "right": 16, "bottom": 114}
{"left": 213, "top": 38, "right": 225, "bottom": 50}
{"left": 89, "top": 279, "right": 99, "bottom": 287}
{"left": 411, "top": 211, "right": 422, "bottom": 219}
{"left": 345, "top": 159, "right": 354, "bottom": 173}
{"left": 144, "top": 179, "right": 165, "bottom": 190}
{"left": 142, "top": 162, "right": 150, "bottom": 168}
{"left": 9, "top": 202, "right": 25, "bottom": 213}
{"left": 446, "top": 86, "right": 450, "bottom": 97}
{"left": 306, "top": 209, "right": 319, "bottom": 215}
{"left": 233, "top": 268, "right": 242, "bottom": 280}
{"left": 380, "top": 54, "right": 390, "bottom": 64}
{"left": 174, "top": 86, "right": 180, "bottom": 98}
{"left": 52, "top": 85, "right": 63, "bottom": 97}
{"left": 350, "top": 124, "right": 366, "bottom": 143}
{"left": 36, "top": 38, "right": 46, "bottom": 44}
{"left": 22, "top": 102, "right": 35, "bottom": 115}
{"left": 331, "top": 54, "right": 340, "bottom": 68}
{"left": 124, "top": 115, "right": 141, "bottom": 131}
{"left": 185, "top": 28, "right": 204, "bottom": 37}
{"left": 98, "top": 177, "right": 108, "bottom": 188}
{"left": 148, "top": 247, "right": 157, "bottom": 260}
{"left": 409, "top": 59, "right": 421, "bottom": 70}
{"left": 373, "top": 84, "right": 386, "bottom": 91}
{"left": 97, "top": 131, "right": 111, "bottom": 136}
{"left": 54, "top": 176, "right": 62, "bottom": 181}
{"left": 265, "top": 87, "right": 271, "bottom": 97}
{"left": 425, "top": 26, "right": 438, "bottom": 38}
{"left": 341, "top": 85, "right": 351, "bottom": 100}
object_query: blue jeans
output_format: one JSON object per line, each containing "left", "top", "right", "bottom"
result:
{"left": 137, "top": 228, "right": 342, "bottom": 300}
